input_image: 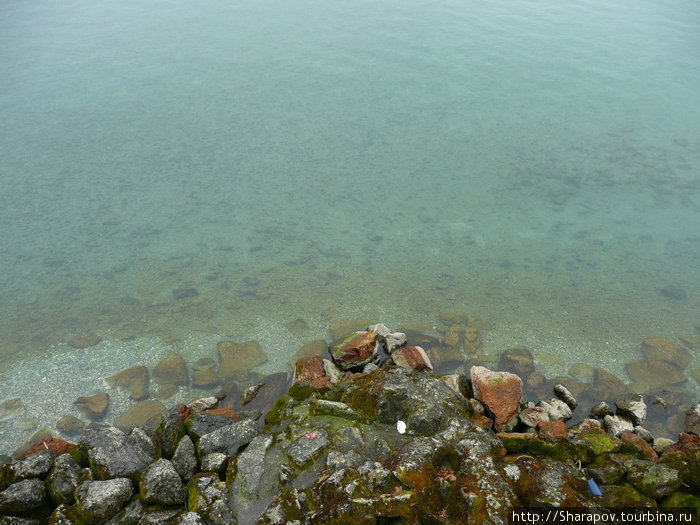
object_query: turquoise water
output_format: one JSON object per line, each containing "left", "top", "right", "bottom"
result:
{"left": 1, "top": 0, "right": 699, "bottom": 450}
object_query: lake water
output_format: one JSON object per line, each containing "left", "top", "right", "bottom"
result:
{"left": 1, "top": 0, "right": 699, "bottom": 454}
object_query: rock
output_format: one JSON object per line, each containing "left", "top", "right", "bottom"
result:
{"left": 286, "top": 318, "right": 309, "bottom": 332}
{"left": 153, "top": 353, "right": 189, "bottom": 385}
{"left": 293, "top": 339, "right": 327, "bottom": 362}
{"left": 154, "top": 383, "right": 179, "bottom": 399}
{"left": 0, "top": 398, "right": 25, "bottom": 422}
{"left": 68, "top": 333, "right": 101, "bottom": 349}
{"left": 200, "top": 452, "right": 228, "bottom": 475}
{"left": 239, "top": 372, "right": 289, "bottom": 415}
{"left": 464, "top": 327, "right": 482, "bottom": 354}
{"left": 568, "top": 362, "right": 594, "bottom": 383}
{"left": 619, "top": 431, "right": 658, "bottom": 462}
{"left": 192, "top": 358, "right": 220, "bottom": 388}
{"left": 127, "top": 427, "right": 157, "bottom": 459}
{"left": 577, "top": 427, "right": 621, "bottom": 455}
{"left": 175, "top": 512, "right": 207, "bottom": 525}
{"left": 188, "top": 397, "right": 219, "bottom": 413}
{"left": 285, "top": 428, "right": 330, "bottom": 467}
{"left": 329, "top": 319, "right": 369, "bottom": 341}
{"left": 228, "top": 434, "right": 274, "bottom": 517}
{"left": 46, "top": 453, "right": 80, "bottom": 505}
{"left": 56, "top": 415, "right": 85, "bottom": 436}
{"left": 172, "top": 287, "right": 199, "bottom": 300}
{"left": 139, "top": 458, "right": 185, "bottom": 505}
{"left": 75, "top": 478, "right": 133, "bottom": 524}
{"left": 74, "top": 392, "right": 109, "bottom": 420}
{"left": 625, "top": 460, "right": 682, "bottom": 499}
{"left": 653, "top": 437, "right": 675, "bottom": 454}
{"left": 426, "top": 345, "right": 465, "bottom": 373}
{"left": 311, "top": 400, "right": 360, "bottom": 421}
{"left": 615, "top": 394, "right": 647, "bottom": 426}
{"left": 0, "top": 478, "right": 45, "bottom": 513}
{"left": 106, "top": 366, "right": 150, "bottom": 400}
{"left": 197, "top": 419, "right": 258, "bottom": 457}
{"left": 537, "top": 399, "right": 573, "bottom": 422}
{"left": 685, "top": 403, "right": 700, "bottom": 435}
{"left": 322, "top": 359, "right": 344, "bottom": 383}
{"left": 634, "top": 426, "right": 654, "bottom": 443}
{"left": 440, "top": 373, "right": 470, "bottom": 398}
{"left": 498, "top": 348, "right": 535, "bottom": 378}
{"left": 186, "top": 474, "right": 236, "bottom": 524}
{"left": 603, "top": 414, "right": 635, "bottom": 437}
{"left": 156, "top": 405, "right": 187, "bottom": 459}
{"left": 217, "top": 340, "right": 268, "bottom": 381}
{"left": 18, "top": 436, "right": 76, "bottom": 460}
{"left": 367, "top": 323, "right": 407, "bottom": 353}
{"left": 439, "top": 311, "right": 465, "bottom": 325}
{"left": 519, "top": 406, "right": 549, "bottom": 428}
{"left": 553, "top": 384, "right": 578, "bottom": 410}
{"left": 589, "top": 401, "right": 614, "bottom": 419}
{"left": 293, "top": 355, "right": 331, "bottom": 389}
{"left": 470, "top": 366, "right": 522, "bottom": 432}
{"left": 443, "top": 324, "right": 463, "bottom": 348}
{"left": 538, "top": 420, "right": 568, "bottom": 439}
{"left": 659, "top": 284, "right": 687, "bottom": 300}
{"left": 184, "top": 412, "right": 236, "bottom": 442}
{"left": 12, "top": 449, "right": 53, "bottom": 480}
{"left": 625, "top": 359, "right": 686, "bottom": 389}
{"left": 79, "top": 424, "right": 151, "bottom": 481}
{"left": 391, "top": 346, "right": 433, "bottom": 371}
{"left": 172, "top": 435, "right": 198, "bottom": 481}
{"left": 329, "top": 331, "right": 379, "bottom": 370}
{"left": 114, "top": 400, "right": 165, "bottom": 429}
{"left": 642, "top": 336, "right": 692, "bottom": 368}
{"left": 102, "top": 492, "right": 145, "bottom": 525}
{"left": 587, "top": 368, "right": 629, "bottom": 400}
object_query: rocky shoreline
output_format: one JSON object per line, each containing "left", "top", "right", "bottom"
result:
{"left": 0, "top": 323, "right": 698, "bottom": 524}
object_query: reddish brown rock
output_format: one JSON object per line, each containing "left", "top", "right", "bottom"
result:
{"left": 74, "top": 392, "right": 109, "bottom": 420}
{"left": 619, "top": 431, "right": 658, "bottom": 462}
{"left": 153, "top": 353, "right": 189, "bottom": 385}
{"left": 641, "top": 336, "right": 692, "bottom": 369}
{"left": 538, "top": 420, "right": 568, "bottom": 439}
{"left": 661, "top": 432, "right": 699, "bottom": 456}
{"left": 204, "top": 407, "right": 240, "bottom": 421}
{"left": 329, "top": 331, "right": 378, "bottom": 370}
{"left": 470, "top": 366, "right": 523, "bottom": 432}
{"left": 106, "top": 365, "right": 150, "bottom": 400}
{"left": 625, "top": 359, "right": 686, "bottom": 389}
{"left": 217, "top": 340, "right": 268, "bottom": 381}
{"left": 519, "top": 406, "right": 549, "bottom": 428}
{"left": 294, "top": 355, "right": 332, "bottom": 389}
{"left": 19, "top": 437, "right": 76, "bottom": 459}
{"left": 391, "top": 346, "right": 433, "bottom": 371}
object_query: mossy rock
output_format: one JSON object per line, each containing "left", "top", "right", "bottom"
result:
{"left": 498, "top": 433, "right": 534, "bottom": 453}
{"left": 579, "top": 428, "right": 622, "bottom": 455}
{"left": 661, "top": 491, "right": 700, "bottom": 509}
{"left": 527, "top": 437, "right": 595, "bottom": 463}
{"left": 600, "top": 484, "right": 657, "bottom": 507}
{"left": 625, "top": 460, "right": 682, "bottom": 500}
{"left": 586, "top": 454, "right": 626, "bottom": 485}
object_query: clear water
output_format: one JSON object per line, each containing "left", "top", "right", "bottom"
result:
{"left": 1, "top": 0, "right": 699, "bottom": 451}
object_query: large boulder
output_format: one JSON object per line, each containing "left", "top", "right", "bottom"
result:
{"left": 470, "top": 366, "right": 522, "bottom": 432}
{"left": 139, "top": 458, "right": 185, "bottom": 505}
{"left": 78, "top": 424, "right": 152, "bottom": 482}
{"left": 75, "top": 478, "right": 133, "bottom": 524}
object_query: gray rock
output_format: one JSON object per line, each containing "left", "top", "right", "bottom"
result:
{"left": 684, "top": 403, "right": 700, "bottom": 435}
{"left": 75, "top": 478, "right": 133, "bottom": 524}
{"left": 311, "top": 399, "right": 359, "bottom": 421}
{"left": 172, "top": 435, "right": 199, "bottom": 481}
{"left": 634, "top": 426, "right": 654, "bottom": 443}
{"left": 46, "top": 453, "right": 81, "bottom": 505}
{"left": 519, "top": 406, "right": 549, "bottom": 428}
{"left": 625, "top": 460, "right": 682, "bottom": 499}
{"left": 48, "top": 503, "right": 76, "bottom": 524}
{"left": 79, "top": 424, "right": 151, "bottom": 481}
{"left": 197, "top": 419, "right": 257, "bottom": 456}
{"left": 615, "top": 394, "right": 647, "bottom": 426}
{"left": 12, "top": 450, "right": 53, "bottom": 480}
{"left": 603, "top": 414, "right": 634, "bottom": 437}
{"left": 188, "top": 397, "right": 219, "bottom": 413}
{"left": 128, "top": 427, "right": 157, "bottom": 459}
{"left": 200, "top": 453, "right": 228, "bottom": 475}
{"left": 260, "top": 504, "right": 286, "bottom": 525}
{"left": 367, "top": 323, "right": 407, "bottom": 353}
{"left": 175, "top": 512, "right": 207, "bottom": 525}
{"left": 232, "top": 434, "right": 273, "bottom": 498}
{"left": 139, "top": 458, "right": 185, "bottom": 506}
{"left": 136, "top": 509, "right": 180, "bottom": 524}
{"left": 440, "top": 373, "right": 470, "bottom": 398}
{"left": 326, "top": 450, "right": 366, "bottom": 470}
{"left": 553, "top": 384, "right": 578, "bottom": 410}
{"left": 155, "top": 405, "right": 186, "bottom": 458}
{"left": 589, "top": 401, "right": 613, "bottom": 419}
{"left": 103, "top": 496, "right": 145, "bottom": 525}
{"left": 0, "top": 478, "right": 45, "bottom": 513}
{"left": 322, "top": 359, "right": 344, "bottom": 384}
{"left": 536, "top": 399, "right": 573, "bottom": 421}
{"left": 285, "top": 428, "right": 329, "bottom": 467}
{"left": 187, "top": 474, "right": 236, "bottom": 524}
{"left": 0, "top": 518, "right": 41, "bottom": 525}
{"left": 185, "top": 412, "right": 235, "bottom": 442}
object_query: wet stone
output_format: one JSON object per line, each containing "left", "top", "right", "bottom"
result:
{"left": 0, "top": 398, "right": 25, "bottom": 422}
{"left": 286, "top": 428, "right": 329, "bottom": 467}
{"left": 13, "top": 449, "right": 53, "bottom": 480}
{"left": 230, "top": 434, "right": 274, "bottom": 501}
{"left": 197, "top": 418, "right": 258, "bottom": 457}
{"left": 79, "top": 424, "right": 151, "bottom": 481}
{"left": 589, "top": 401, "right": 614, "bottom": 419}
{"left": 217, "top": 340, "right": 267, "bottom": 381}
{"left": 603, "top": 414, "right": 635, "bottom": 437}
{"left": 642, "top": 336, "right": 692, "bottom": 368}
{"left": 114, "top": 400, "right": 165, "bottom": 429}
{"left": 153, "top": 353, "right": 189, "bottom": 385}
{"left": 498, "top": 348, "right": 536, "bottom": 378}
{"left": 74, "top": 392, "right": 109, "bottom": 420}
{"left": 286, "top": 317, "right": 309, "bottom": 332}
{"left": 106, "top": 366, "right": 150, "bottom": 400}
{"left": 391, "top": 345, "right": 433, "bottom": 371}
{"left": 537, "top": 399, "right": 573, "bottom": 422}
{"left": 185, "top": 412, "right": 237, "bottom": 442}
{"left": 0, "top": 478, "right": 46, "bottom": 513}
{"left": 46, "top": 453, "right": 80, "bottom": 505}
{"left": 519, "top": 406, "right": 549, "bottom": 428}
{"left": 172, "top": 435, "right": 199, "bottom": 481}
{"left": 311, "top": 399, "right": 360, "bottom": 421}
{"left": 192, "top": 358, "right": 220, "bottom": 388}
{"left": 553, "top": 384, "right": 578, "bottom": 410}
{"left": 625, "top": 460, "right": 682, "bottom": 499}
{"left": 625, "top": 359, "right": 686, "bottom": 389}
{"left": 615, "top": 394, "right": 647, "bottom": 426}
{"left": 68, "top": 333, "right": 101, "bottom": 349}
{"left": 684, "top": 403, "right": 700, "bottom": 435}
{"left": 56, "top": 415, "right": 85, "bottom": 436}
{"left": 330, "top": 331, "right": 379, "bottom": 370}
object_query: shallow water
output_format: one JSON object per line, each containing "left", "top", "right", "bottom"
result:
{"left": 1, "top": 0, "right": 699, "bottom": 454}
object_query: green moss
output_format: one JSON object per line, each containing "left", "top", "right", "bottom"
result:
{"left": 660, "top": 491, "right": 700, "bottom": 509}
{"left": 579, "top": 428, "right": 622, "bottom": 456}
{"left": 527, "top": 437, "right": 595, "bottom": 463}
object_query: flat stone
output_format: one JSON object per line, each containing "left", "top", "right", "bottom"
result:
{"left": 192, "top": 358, "right": 220, "bottom": 388}
{"left": 329, "top": 331, "right": 379, "bottom": 370}
{"left": 197, "top": 419, "right": 258, "bottom": 457}
{"left": 625, "top": 359, "right": 686, "bottom": 389}
{"left": 538, "top": 420, "right": 568, "bottom": 439}
{"left": 19, "top": 436, "right": 76, "bottom": 459}
{"left": 427, "top": 345, "right": 465, "bottom": 373}
{"left": 114, "top": 400, "right": 165, "bottom": 429}
{"left": 75, "top": 478, "right": 133, "bottom": 524}
{"left": 13, "top": 449, "right": 53, "bottom": 480}
{"left": 568, "top": 362, "right": 594, "bottom": 383}
{"left": 519, "top": 406, "right": 549, "bottom": 428}
{"left": 153, "top": 353, "right": 189, "bottom": 385}
{"left": 0, "top": 398, "right": 25, "bottom": 422}
{"left": 217, "top": 340, "right": 268, "bottom": 381}
{"left": 56, "top": 415, "right": 85, "bottom": 436}
{"left": 68, "top": 333, "right": 101, "bottom": 349}
{"left": 391, "top": 346, "right": 433, "bottom": 371}
{"left": 311, "top": 399, "right": 360, "bottom": 421}
{"left": 294, "top": 339, "right": 328, "bottom": 361}
{"left": 230, "top": 434, "right": 273, "bottom": 501}
{"left": 139, "top": 458, "right": 185, "bottom": 505}
{"left": 74, "top": 392, "right": 109, "bottom": 420}
{"left": 0, "top": 478, "right": 45, "bottom": 513}
{"left": 185, "top": 412, "right": 236, "bottom": 442}
{"left": 470, "top": 366, "right": 523, "bottom": 432}
{"left": 641, "top": 336, "right": 692, "bottom": 369}
{"left": 106, "top": 366, "right": 150, "bottom": 400}
{"left": 239, "top": 372, "right": 289, "bottom": 414}
{"left": 79, "top": 424, "right": 151, "bottom": 481}
{"left": 439, "top": 311, "right": 465, "bottom": 325}
{"left": 286, "top": 428, "right": 330, "bottom": 467}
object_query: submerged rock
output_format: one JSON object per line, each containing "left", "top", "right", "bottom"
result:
{"left": 217, "top": 340, "right": 268, "bottom": 381}
{"left": 74, "top": 392, "right": 109, "bottom": 420}
{"left": 153, "top": 353, "right": 190, "bottom": 386}
{"left": 106, "top": 365, "right": 150, "bottom": 400}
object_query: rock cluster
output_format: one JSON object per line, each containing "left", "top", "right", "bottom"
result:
{"left": 1, "top": 325, "right": 698, "bottom": 523}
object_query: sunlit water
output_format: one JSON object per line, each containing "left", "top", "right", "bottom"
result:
{"left": 1, "top": 0, "right": 699, "bottom": 454}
